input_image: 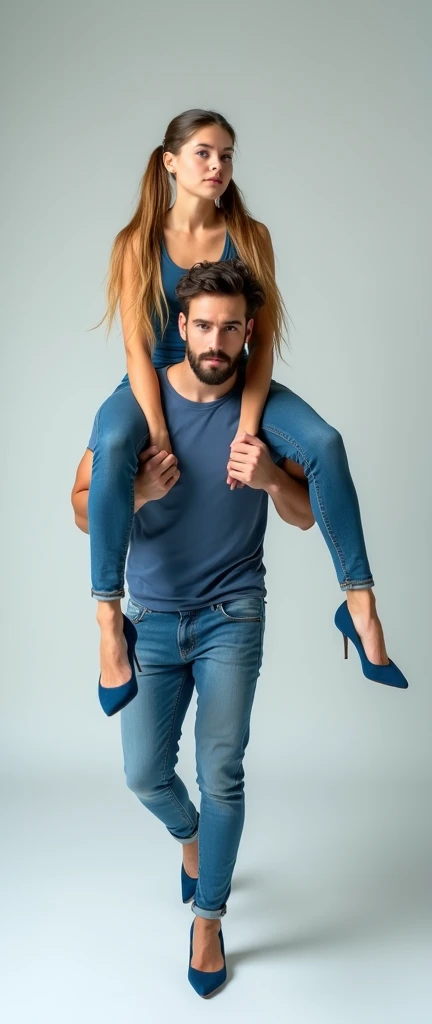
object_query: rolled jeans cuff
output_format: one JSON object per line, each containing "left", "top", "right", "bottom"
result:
{"left": 170, "top": 811, "right": 199, "bottom": 845}
{"left": 192, "top": 902, "right": 227, "bottom": 921}
{"left": 91, "top": 588, "right": 125, "bottom": 600}
{"left": 171, "top": 827, "right": 199, "bottom": 846}
{"left": 340, "top": 577, "right": 375, "bottom": 591}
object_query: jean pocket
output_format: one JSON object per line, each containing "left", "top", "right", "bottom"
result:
{"left": 217, "top": 597, "right": 264, "bottom": 623}
{"left": 126, "top": 598, "right": 151, "bottom": 624}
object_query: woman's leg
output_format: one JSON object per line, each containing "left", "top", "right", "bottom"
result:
{"left": 88, "top": 380, "right": 149, "bottom": 599}
{"left": 261, "top": 380, "right": 373, "bottom": 589}
{"left": 189, "top": 597, "right": 265, "bottom": 970}
{"left": 260, "top": 380, "right": 388, "bottom": 664}
{"left": 120, "top": 601, "right": 199, "bottom": 841}
{"left": 87, "top": 380, "right": 151, "bottom": 686}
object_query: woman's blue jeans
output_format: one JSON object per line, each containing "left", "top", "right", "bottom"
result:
{"left": 87, "top": 375, "right": 374, "bottom": 598}
{"left": 120, "top": 594, "right": 266, "bottom": 920}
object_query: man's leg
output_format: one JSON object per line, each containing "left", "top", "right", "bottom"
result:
{"left": 120, "top": 600, "right": 198, "bottom": 843}
{"left": 187, "top": 596, "right": 265, "bottom": 969}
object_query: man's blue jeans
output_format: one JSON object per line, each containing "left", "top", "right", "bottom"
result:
{"left": 120, "top": 594, "right": 266, "bottom": 921}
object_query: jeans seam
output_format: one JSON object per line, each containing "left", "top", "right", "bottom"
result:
{"left": 162, "top": 667, "right": 196, "bottom": 832}
{"left": 234, "top": 615, "right": 264, "bottom": 791}
{"left": 115, "top": 432, "right": 150, "bottom": 592}
{"left": 263, "top": 423, "right": 350, "bottom": 582}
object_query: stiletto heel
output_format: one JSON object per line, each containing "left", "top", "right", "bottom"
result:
{"left": 133, "top": 650, "right": 141, "bottom": 672}
{"left": 98, "top": 614, "right": 140, "bottom": 717}
{"left": 334, "top": 601, "right": 408, "bottom": 689}
{"left": 188, "top": 919, "right": 227, "bottom": 998}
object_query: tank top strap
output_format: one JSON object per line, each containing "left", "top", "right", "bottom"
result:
{"left": 224, "top": 232, "right": 238, "bottom": 260}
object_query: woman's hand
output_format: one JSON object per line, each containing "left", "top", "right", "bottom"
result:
{"left": 227, "top": 430, "right": 246, "bottom": 489}
{"left": 149, "top": 426, "right": 173, "bottom": 456}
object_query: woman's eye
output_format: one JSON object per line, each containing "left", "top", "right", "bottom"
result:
{"left": 196, "top": 150, "right": 208, "bottom": 158}
{"left": 222, "top": 155, "right": 233, "bottom": 162}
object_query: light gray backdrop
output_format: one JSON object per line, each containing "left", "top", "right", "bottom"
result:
{"left": 2, "top": 1, "right": 431, "bottom": 1022}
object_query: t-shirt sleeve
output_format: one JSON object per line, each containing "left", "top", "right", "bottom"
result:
{"left": 87, "top": 414, "right": 98, "bottom": 452}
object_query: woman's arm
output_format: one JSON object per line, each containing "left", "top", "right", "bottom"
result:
{"left": 227, "top": 433, "right": 314, "bottom": 530}
{"left": 121, "top": 237, "right": 171, "bottom": 452}
{"left": 235, "top": 222, "right": 276, "bottom": 438}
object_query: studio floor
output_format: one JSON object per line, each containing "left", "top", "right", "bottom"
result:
{"left": 3, "top": 769, "right": 431, "bottom": 1024}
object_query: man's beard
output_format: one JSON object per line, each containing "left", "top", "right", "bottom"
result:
{"left": 186, "top": 341, "right": 244, "bottom": 385}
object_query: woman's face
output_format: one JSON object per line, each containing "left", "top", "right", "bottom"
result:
{"left": 164, "top": 124, "right": 234, "bottom": 201}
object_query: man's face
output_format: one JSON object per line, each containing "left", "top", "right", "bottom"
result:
{"left": 178, "top": 293, "right": 254, "bottom": 385}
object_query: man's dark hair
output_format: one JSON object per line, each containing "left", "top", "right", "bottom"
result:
{"left": 175, "top": 258, "right": 266, "bottom": 321}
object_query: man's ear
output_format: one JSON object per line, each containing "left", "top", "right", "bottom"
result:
{"left": 178, "top": 312, "right": 187, "bottom": 341}
{"left": 245, "top": 318, "right": 254, "bottom": 346}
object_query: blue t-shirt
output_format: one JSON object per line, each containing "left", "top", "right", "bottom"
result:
{"left": 123, "top": 368, "right": 268, "bottom": 611}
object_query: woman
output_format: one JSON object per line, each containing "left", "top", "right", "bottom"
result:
{"left": 87, "top": 107, "right": 407, "bottom": 697}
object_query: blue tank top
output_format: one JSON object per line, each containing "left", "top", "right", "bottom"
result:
{"left": 126, "top": 367, "right": 268, "bottom": 610}
{"left": 151, "top": 232, "right": 238, "bottom": 368}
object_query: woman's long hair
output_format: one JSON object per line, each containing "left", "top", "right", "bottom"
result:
{"left": 102, "top": 109, "right": 288, "bottom": 356}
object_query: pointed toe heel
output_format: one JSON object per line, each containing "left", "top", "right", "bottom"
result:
{"left": 188, "top": 920, "right": 227, "bottom": 998}
{"left": 334, "top": 601, "right": 409, "bottom": 689}
{"left": 98, "top": 614, "right": 140, "bottom": 717}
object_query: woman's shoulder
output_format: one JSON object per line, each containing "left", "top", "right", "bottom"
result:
{"left": 254, "top": 220, "right": 272, "bottom": 243}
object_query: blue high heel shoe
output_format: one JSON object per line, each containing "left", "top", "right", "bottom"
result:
{"left": 188, "top": 919, "right": 227, "bottom": 998}
{"left": 98, "top": 614, "right": 141, "bottom": 717}
{"left": 334, "top": 601, "right": 408, "bottom": 689}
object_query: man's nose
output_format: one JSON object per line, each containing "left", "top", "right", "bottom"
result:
{"left": 213, "top": 329, "right": 225, "bottom": 349}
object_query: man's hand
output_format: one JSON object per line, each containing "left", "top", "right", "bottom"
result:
{"left": 134, "top": 447, "right": 180, "bottom": 512}
{"left": 227, "top": 432, "right": 278, "bottom": 492}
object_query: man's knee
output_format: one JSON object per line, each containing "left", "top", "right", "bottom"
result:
{"left": 197, "top": 754, "right": 245, "bottom": 802}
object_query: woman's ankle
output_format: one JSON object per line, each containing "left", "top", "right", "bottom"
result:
{"left": 346, "top": 588, "right": 376, "bottom": 614}
{"left": 96, "top": 600, "right": 123, "bottom": 628}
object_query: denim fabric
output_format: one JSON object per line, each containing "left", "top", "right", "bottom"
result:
{"left": 120, "top": 595, "right": 265, "bottom": 919}
{"left": 260, "top": 380, "right": 373, "bottom": 590}
{"left": 87, "top": 375, "right": 373, "bottom": 598}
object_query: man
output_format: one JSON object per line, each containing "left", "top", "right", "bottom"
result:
{"left": 71, "top": 259, "right": 313, "bottom": 995}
